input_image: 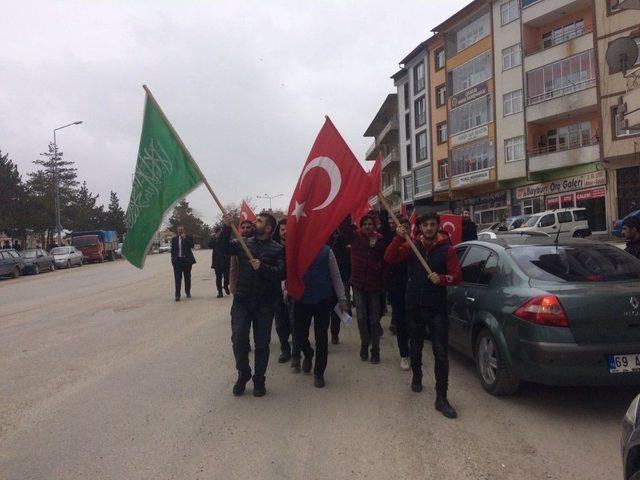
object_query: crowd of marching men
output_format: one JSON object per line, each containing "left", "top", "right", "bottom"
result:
{"left": 181, "top": 207, "right": 481, "bottom": 420}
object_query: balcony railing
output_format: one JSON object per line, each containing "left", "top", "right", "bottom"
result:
{"left": 526, "top": 25, "right": 592, "bottom": 57}
{"left": 415, "top": 112, "right": 426, "bottom": 127}
{"left": 528, "top": 137, "right": 599, "bottom": 156}
{"left": 382, "top": 178, "right": 400, "bottom": 198}
{"left": 526, "top": 78, "right": 596, "bottom": 106}
{"left": 381, "top": 148, "right": 399, "bottom": 169}
{"left": 376, "top": 117, "right": 398, "bottom": 146}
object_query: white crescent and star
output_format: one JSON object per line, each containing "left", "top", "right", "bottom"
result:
{"left": 290, "top": 156, "right": 342, "bottom": 221}
{"left": 442, "top": 221, "right": 456, "bottom": 233}
{"left": 241, "top": 211, "right": 248, "bottom": 220}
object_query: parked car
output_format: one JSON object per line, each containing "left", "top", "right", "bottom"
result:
{"left": 70, "top": 230, "right": 118, "bottom": 262}
{"left": 20, "top": 248, "right": 55, "bottom": 274}
{"left": 614, "top": 209, "right": 640, "bottom": 238}
{"left": 512, "top": 207, "right": 591, "bottom": 238}
{"left": 51, "top": 246, "right": 84, "bottom": 269}
{"left": 447, "top": 236, "right": 640, "bottom": 396}
{"left": 477, "top": 230, "right": 550, "bottom": 241}
{"left": 506, "top": 214, "right": 532, "bottom": 230}
{"left": 0, "top": 248, "right": 24, "bottom": 278}
{"left": 158, "top": 244, "right": 170, "bottom": 253}
{"left": 622, "top": 394, "right": 640, "bottom": 480}
{"left": 114, "top": 243, "right": 123, "bottom": 259}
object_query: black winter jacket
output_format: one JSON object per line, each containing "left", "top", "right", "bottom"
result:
{"left": 220, "top": 225, "right": 284, "bottom": 302}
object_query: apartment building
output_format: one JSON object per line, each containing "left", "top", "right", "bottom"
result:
{"left": 594, "top": 0, "right": 640, "bottom": 225}
{"left": 364, "top": 94, "right": 401, "bottom": 213}
{"left": 429, "top": 34, "right": 451, "bottom": 202}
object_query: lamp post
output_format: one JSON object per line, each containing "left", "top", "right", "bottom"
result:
{"left": 257, "top": 193, "right": 283, "bottom": 211}
{"left": 53, "top": 121, "right": 83, "bottom": 245}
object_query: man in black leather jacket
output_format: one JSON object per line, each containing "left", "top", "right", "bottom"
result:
{"left": 220, "top": 212, "right": 284, "bottom": 397}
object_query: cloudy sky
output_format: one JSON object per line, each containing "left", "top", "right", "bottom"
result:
{"left": 1, "top": 0, "right": 467, "bottom": 225}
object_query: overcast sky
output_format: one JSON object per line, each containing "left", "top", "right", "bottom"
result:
{"left": 1, "top": 0, "right": 467, "bottom": 225}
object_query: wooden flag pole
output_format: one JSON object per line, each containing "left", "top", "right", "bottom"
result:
{"left": 142, "top": 85, "right": 255, "bottom": 261}
{"left": 377, "top": 193, "right": 433, "bottom": 276}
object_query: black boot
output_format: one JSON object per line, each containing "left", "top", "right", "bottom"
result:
{"left": 253, "top": 375, "right": 266, "bottom": 397}
{"left": 370, "top": 350, "right": 380, "bottom": 364}
{"left": 360, "top": 343, "right": 369, "bottom": 361}
{"left": 291, "top": 358, "right": 301, "bottom": 373}
{"left": 302, "top": 348, "right": 314, "bottom": 374}
{"left": 278, "top": 350, "right": 291, "bottom": 364}
{"left": 314, "top": 375, "right": 325, "bottom": 388}
{"left": 217, "top": 291, "right": 223, "bottom": 298}
{"left": 232, "top": 371, "right": 252, "bottom": 396}
{"left": 411, "top": 373, "right": 423, "bottom": 393}
{"left": 435, "top": 387, "right": 457, "bottom": 419}
{"left": 331, "top": 333, "right": 339, "bottom": 345}
{"left": 224, "top": 286, "right": 230, "bottom": 295}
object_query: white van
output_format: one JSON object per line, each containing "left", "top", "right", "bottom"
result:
{"left": 512, "top": 208, "right": 591, "bottom": 238}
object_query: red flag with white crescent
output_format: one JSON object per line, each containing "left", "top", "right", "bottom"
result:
{"left": 440, "top": 213, "right": 462, "bottom": 245}
{"left": 238, "top": 200, "right": 256, "bottom": 226}
{"left": 286, "top": 117, "right": 372, "bottom": 299}
{"left": 409, "top": 208, "right": 417, "bottom": 237}
{"left": 401, "top": 204, "right": 407, "bottom": 218}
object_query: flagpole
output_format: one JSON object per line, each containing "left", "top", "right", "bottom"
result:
{"left": 142, "top": 85, "right": 255, "bottom": 261}
{"left": 377, "top": 193, "right": 433, "bottom": 275}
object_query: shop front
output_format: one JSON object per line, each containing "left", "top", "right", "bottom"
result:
{"left": 452, "top": 190, "right": 510, "bottom": 228}
{"left": 513, "top": 170, "right": 608, "bottom": 233}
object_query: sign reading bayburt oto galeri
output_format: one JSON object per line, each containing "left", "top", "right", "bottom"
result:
{"left": 515, "top": 171, "right": 606, "bottom": 200}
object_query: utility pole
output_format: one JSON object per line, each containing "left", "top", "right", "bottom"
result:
{"left": 257, "top": 193, "right": 283, "bottom": 210}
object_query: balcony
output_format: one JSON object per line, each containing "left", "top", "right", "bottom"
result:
{"left": 528, "top": 140, "right": 600, "bottom": 173}
{"left": 382, "top": 177, "right": 400, "bottom": 198}
{"left": 377, "top": 118, "right": 398, "bottom": 147}
{"left": 524, "top": 28, "right": 593, "bottom": 70}
{"left": 365, "top": 141, "right": 377, "bottom": 161}
{"left": 522, "top": 0, "right": 591, "bottom": 26}
{"left": 526, "top": 81, "right": 596, "bottom": 122}
{"left": 622, "top": 88, "right": 640, "bottom": 130}
{"left": 381, "top": 148, "right": 399, "bottom": 169}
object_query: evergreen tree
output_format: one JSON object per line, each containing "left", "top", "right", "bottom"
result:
{"left": 104, "top": 191, "right": 126, "bottom": 237}
{"left": 0, "top": 150, "right": 28, "bottom": 237}
{"left": 66, "top": 181, "right": 102, "bottom": 231}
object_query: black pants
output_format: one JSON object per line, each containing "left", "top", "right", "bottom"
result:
{"left": 274, "top": 298, "right": 292, "bottom": 356}
{"left": 329, "top": 281, "right": 349, "bottom": 338}
{"left": 214, "top": 266, "right": 229, "bottom": 294}
{"left": 388, "top": 288, "right": 409, "bottom": 358}
{"left": 230, "top": 298, "right": 274, "bottom": 378}
{"left": 293, "top": 298, "right": 332, "bottom": 377}
{"left": 173, "top": 259, "right": 192, "bottom": 298}
{"left": 407, "top": 305, "right": 449, "bottom": 394}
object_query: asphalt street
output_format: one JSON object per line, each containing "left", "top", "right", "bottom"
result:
{"left": 0, "top": 249, "right": 635, "bottom": 480}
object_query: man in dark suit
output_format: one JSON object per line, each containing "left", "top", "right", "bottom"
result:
{"left": 208, "top": 228, "right": 231, "bottom": 298}
{"left": 171, "top": 225, "right": 196, "bottom": 301}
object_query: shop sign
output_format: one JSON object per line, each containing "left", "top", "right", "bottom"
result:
{"left": 435, "top": 179, "right": 449, "bottom": 191}
{"left": 575, "top": 187, "right": 606, "bottom": 201}
{"left": 450, "top": 81, "right": 489, "bottom": 109}
{"left": 452, "top": 169, "right": 491, "bottom": 189}
{"left": 561, "top": 194, "right": 574, "bottom": 205}
{"left": 515, "top": 171, "right": 606, "bottom": 200}
{"left": 463, "top": 189, "right": 507, "bottom": 207}
{"left": 547, "top": 197, "right": 560, "bottom": 208}
{"left": 450, "top": 124, "right": 489, "bottom": 147}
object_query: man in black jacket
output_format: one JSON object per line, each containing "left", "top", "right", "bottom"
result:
{"left": 171, "top": 226, "right": 196, "bottom": 301}
{"left": 623, "top": 216, "right": 640, "bottom": 259}
{"left": 221, "top": 211, "right": 284, "bottom": 397}
{"left": 461, "top": 209, "right": 478, "bottom": 242}
{"left": 208, "top": 228, "right": 230, "bottom": 298}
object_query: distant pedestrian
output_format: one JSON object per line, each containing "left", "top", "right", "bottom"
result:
{"left": 12, "top": 240, "right": 21, "bottom": 251}
{"left": 171, "top": 226, "right": 196, "bottom": 301}
{"left": 208, "top": 228, "right": 230, "bottom": 298}
{"left": 497, "top": 217, "right": 508, "bottom": 232}
{"left": 3, "top": 240, "right": 10, "bottom": 249}
{"left": 623, "top": 216, "right": 640, "bottom": 259}
{"left": 461, "top": 209, "right": 477, "bottom": 242}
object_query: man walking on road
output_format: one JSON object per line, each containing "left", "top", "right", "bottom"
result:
{"left": 208, "top": 228, "right": 230, "bottom": 298}
{"left": 623, "top": 216, "right": 640, "bottom": 259}
{"left": 220, "top": 212, "right": 284, "bottom": 397}
{"left": 461, "top": 209, "right": 477, "bottom": 242}
{"left": 273, "top": 218, "right": 293, "bottom": 364}
{"left": 386, "top": 217, "right": 410, "bottom": 371}
{"left": 385, "top": 213, "right": 462, "bottom": 419}
{"left": 171, "top": 226, "right": 196, "bottom": 302}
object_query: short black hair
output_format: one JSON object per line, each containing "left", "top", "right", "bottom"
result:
{"left": 416, "top": 212, "right": 440, "bottom": 227}
{"left": 360, "top": 215, "right": 375, "bottom": 227}
{"left": 623, "top": 216, "right": 640, "bottom": 231}
{"left": 278, "top": 218, "right": 287, "bottom": 226}
{"left": 259, "top": 212, "right": 277, "bottom": 233}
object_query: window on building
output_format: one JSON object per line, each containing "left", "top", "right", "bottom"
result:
{"left": 406, "top": 144, "right": 412, "bottom": 171}
{"left": 403, "top": 83, "right": 410, "bottom": 111}
{"left": 448, "top": 50, "right": 492, "bottom": 95}
{"left": 451, "top": 139, "right": 495, "bottom": 176}
{"left": 415, "top": 131, "right": 428, "bottom": 162}
{"left": 438, "top": 158, "right": 449, "bottom": 179}
{"left": 503, "top": 89, "right": 523, "bottom": 116}
{"left": 504, "top": 136, "right": 525, "bottom": 162}
{"left": 413, "top": 166, "right": 432, "bottom": 197}
{"left": 436, "top": 85, "right": 447, "bottom": 107}
{"left": 613, "top": 106, "right": 640, "bottom": 138}
{"left": 413, "top": 62, "right": 426, "bottom": 94}
{"left": 526, "top": 50, "right": 596, "bottom": 105}
{"left": 403, "top": 176, "right": 413, "bottom": 201}
{"left": 543, "top": 121, "right": 592, "bottom": 153}
{"left": 502, "top": 43, "right": 521, "bottom": 71}
{"left": 446, "top": 10, "right": 490, "bottom": 56}
{"left": 542, "top": 19, "right": 585, "bottom": 50}
{"left": 436, "top": 122, "right": 448, "bottom": 144}
{"left": 500, "top": 0, "right": 519, "bottom": 25}
{"left": 608, "top": 0, "right": 622, "bottom": 14}
{"left": 435, "top": 48, "right": 445, "bottom": 70}
{"left": 414, "top": 96, "right": 426, "bottom": 128}
{"left": 449, "top": 95, "right": 492, "bottom": 136}
{"left": 405, "top": 112, "right": 411, "bottom": 139}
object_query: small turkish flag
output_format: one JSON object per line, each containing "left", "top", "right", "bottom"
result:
{"left": 238, "top": 200, "right": 256, "bottom": 226}
{"left": 440, "top": 213, "right": 462, "bottom": 245}
{"left": 401, "top": 204, "right": 407, "bottom": 218}
{"left": 286, "top": 117, "right": 372, "bottom": 299}
{"left": 409, "top": 208, "right": 417, "bottom": 237}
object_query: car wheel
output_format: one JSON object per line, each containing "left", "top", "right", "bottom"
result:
{"left": 50, "top": 262, "right": 55, "bottom": 271}
{"left": 12, "top": 267, "right": 20, "bottom": 278}
{"left": 33, "top": 264, "right": 39, "bottom": 275}
{"left": 573, "top": 231, "right": 584, "bottom": 238}
{"left": 66, "top": 260, "right": 71, "bottom": 269}
{"left": 475, "top": 328, "right": 520, "bottom": 396}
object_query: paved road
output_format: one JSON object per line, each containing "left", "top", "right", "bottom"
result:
{"left": 0, "top": 250, "right": 635, "bottom": 480}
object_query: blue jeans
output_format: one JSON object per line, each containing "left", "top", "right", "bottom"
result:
{"left": 231, "top": 298, "right": 274, "bottom": 378}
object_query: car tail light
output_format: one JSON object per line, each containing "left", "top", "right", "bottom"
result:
{"left": 514, "top": 294, "right": 568, "bottom": 327}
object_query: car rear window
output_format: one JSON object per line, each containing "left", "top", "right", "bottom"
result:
{"left": 573, "top": 210, "right": 587, "bottom": 221}
{"left": 508, "top": 245, "right": 640, "bottom": 282}
{"left": 557, "top": 212, "right": 572, "bottom": 223}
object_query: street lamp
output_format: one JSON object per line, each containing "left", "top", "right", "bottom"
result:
{"left": 257, "top": 193, "right": 283, "bottom": 210}
{"left": 53, "top": 121, "right": 83, "bottom": 245}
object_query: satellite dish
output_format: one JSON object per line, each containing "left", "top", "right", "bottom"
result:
{"left": 606, "top": 37, "right": 639, "bottom": 74}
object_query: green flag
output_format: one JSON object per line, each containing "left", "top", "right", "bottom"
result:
{"left": 122, "top": 87, "right": 204, "bottom": 268}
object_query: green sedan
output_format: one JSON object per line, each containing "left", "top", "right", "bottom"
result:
{"left": 447, "top": 234, "right": 640, "bottom": 396}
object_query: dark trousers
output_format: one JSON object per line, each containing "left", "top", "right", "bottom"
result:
{"left": 407, "top": 305, "right": 449, "bottom": 394}
{"left": 274, "top": 298, "right": 292, "bottom": 355}
{"left": 230, "top": 298, "right": 274, "bottom": 378}
{"left": 293, "top": 298, "right": 332, "bottom": 377}
{"left": 388, "top": 288, "right": 409, "bottom": 358}
{"left": 214, "top": 266, "right": 229, "bottom": 294}
{"left": 353, "top": 288, "right": 382, "bottom": 353}
{"left": 172, "top": 259, "right": 192, "bottom": 298}
{"left": 329, "top": 281, "right": 349, "bottom": 338}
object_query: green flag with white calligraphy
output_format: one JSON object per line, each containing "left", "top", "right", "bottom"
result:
{"left": 122, "top": 89, "right": 203, "bottom": 268}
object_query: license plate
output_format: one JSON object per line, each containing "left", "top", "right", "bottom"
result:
{"left": 608, "top": 354, "right": 640, "bottom": 373}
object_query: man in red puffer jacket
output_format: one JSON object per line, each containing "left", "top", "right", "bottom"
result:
{"left": 340, "top": 213, "right": 388, "bottom": 364}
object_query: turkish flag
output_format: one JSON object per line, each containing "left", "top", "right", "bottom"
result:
{"left": 286, "top": 117, "right": 372, "bottom": 299}
{"left": 238, "top": 200, "right": 256, "bottom": 226}
{"left": 352, "top": 199, "right": 372, "bottom": 226}
{"left": 409, "top": 209, "right": 417, "bottom": 237}
{"left": 440, "top": 213, "right": 462, "bottom": 245}
{"left": 368, "top": 153, "right": 382, "bottom": 196}
{"left": 401, "top": 204, "right": 407, "bottom": 218}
